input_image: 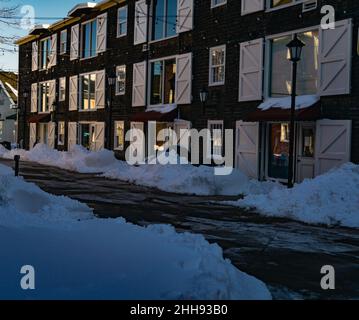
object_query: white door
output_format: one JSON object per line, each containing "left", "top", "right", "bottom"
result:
{"left": 130, "top": 122, "right": 145, "bottom": 163}
{"left": 235, "top": 121, "right": 259, "bottom": 178}
{"left": 94, "top": 122, "right": 105, "bottom": 151}
{"left": 29, "top": 123, "right": 37, "bottom": 150}
{"left": 68, "top": 122, "right": 78, "bottom": 151}
{"left": 297, "top": 123, "right": 316, "bottom": 182}
{"left": 47, "top": 122, "right": 56, "bottom": 149}
{"left": 315, "top": 120, "right": 352, "bottom": 176}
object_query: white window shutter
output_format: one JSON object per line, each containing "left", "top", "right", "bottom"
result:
{"left": 176, "top": 53, "right": 192, "bottom": 104}
{"left": 235, "top": 121, "right": 259, "bottom": 179}
{"left": 241, "top": 0, "right": 265, "bottom": 16}
{"left": 70, "top": 24, "right": 80, "bottom": 60}
{"left": 315, "top": 120, "right": 352, "bottom": 176}
{"left": 96, "top": 13, "right": 107, "bottom": 54}
{"left": 31, "top": 83, "right": 38, "bottom": 113}
{"left": 134, "top": 0, "right": 148, "bottom": 45}
{"left": 319, "top": 19, "right": 352, "bottom": 96}
{"left": 95, "top": 70, "right": 106, "bottom": 109}
{"left": 132, "top": 61, "right": 147, "bottom": 107}
{"left": 95, "top": 122, "right": 105, "bottom": 151}
{"left": 32, "top": 42, "right": 38, "bottom": 71}
{"left": 48, "top": 80, "right": 56, "bottom": 110}
{"left": 69, "top": 75, "right": 78, "bottom": 111}
{"left": 47, "top": 122, "right": 56, "bottom": 149}
{"left": 177, "top": 0, "right": 193, "bottom": 34}
{"left": 239, "top": 38, "right": 264, "bottom": 102}
{"left": 29, "top": 123, "right": 37, "bottom": 150}
{"left": 68, "top": 122, "right": 78, "bottom": 151}
{"left": 49, "top": 34, "right": 57, "bottom": 67}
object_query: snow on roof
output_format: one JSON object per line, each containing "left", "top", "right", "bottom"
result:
{"left": 258, "top": 95, "right": 320, "bottom": 111}
{"left": 28, "top": 24, "right": 51, "bottom": 35}
{"left": 68, "top": 2, "right": 97, "bottom": 17}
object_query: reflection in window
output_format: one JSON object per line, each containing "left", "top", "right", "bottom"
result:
{"left": 152, "top": 0, "right": 177, "bottom": 41}
{"left": 81, "top": 74, "right": 96, "bottom": 110}
{"left": 82, "top": 20, "right": 97, "bottom": 58}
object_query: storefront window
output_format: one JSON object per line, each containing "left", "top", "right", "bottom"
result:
{"left": 302, "top": 128, "right": 315, "bottom": 158}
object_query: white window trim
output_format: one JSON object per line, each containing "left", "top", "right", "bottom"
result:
{"left": 80, "top": 18, "right": 97, "bottom": 60}
{"left": 208, "top": 120, "right": 224, "bottom": 158}
{"left": 264, "top": 25, "right": 319, "bottom": 99}
{"left": 209, "top": 45, "right": 226, "bottom": 87}
{"left": 114, "top": 120, "right": 125, "bottom": 151}
{"left": 39, "top": 36, "right": 51, "bottom": 70}
{"left": 116, "top": 65, "right": 126, "bottom": 96}
{"left": 211, "top": 0, "right": 227, "bottom": 9}
{"left": 265, "top": 0, "right": 304, "bottom": 12}
{"left": 59, "top": 77, "right": 66, "bottom": 102}
{"left": 60, "top": 30, "right": 67, "bottom": 55}
{"left": 79, "top": 71, "right": 98, "bottom": 112}
{"left": 117, "top": 6, "right": 128, "bottom": 38}
{"left": 147, "top": 54, "right": 178, "bottom": 109}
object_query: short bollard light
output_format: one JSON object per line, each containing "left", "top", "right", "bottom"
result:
{"left": 14, "top": 155, "right": 20, "bottom": 177}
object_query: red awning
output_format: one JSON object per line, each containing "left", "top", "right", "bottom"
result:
{"left": 243, "top": 103, "right": 321, "bottom": 122}
{"left": 27, "top": 114, "right": 51, "bottom": 123}
{"left": 130, "top": 109, "right": 178, "bottom": 122}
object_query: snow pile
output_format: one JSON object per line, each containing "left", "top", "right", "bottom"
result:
{"left": 258, "top": 95, "right": 319, "bottom": 111}
{"left": 0, "top": 164, "right": 271, "bottom": 300}
{"left": 0, "top": 144, "right": 280, "bottom": 196}
{"left": 227, "top": 163, "right": 359, "bottom": 228}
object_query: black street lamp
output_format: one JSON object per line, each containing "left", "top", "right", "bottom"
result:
{"left": 107, "top": 70, "right": 117, "bottom": 150}
{"left": 199, "top": 87, "right": 209, "bottom": 107}
{"left": 286, "top": 34, "right": 305, "bottom": 188}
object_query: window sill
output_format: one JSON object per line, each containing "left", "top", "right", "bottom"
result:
{"left": 211, "top": 3, "right": 227, "bottom": 9}
{"left": 80, "top": 55, "right": 98, "bottom": 61}
{"left": 115, "top": 92, "right": 126, "bottom": 96}
{"left": 149, "top": 35, "right": 178, "bottom": 45}
{"left": 265, "top": 1, "right": 304, "bottom": 13}
{"left": 116, "top": 33, "right": 127, "bottom": 39}
{"left": 209, "top": 82, "right": 225, "bottom": 87}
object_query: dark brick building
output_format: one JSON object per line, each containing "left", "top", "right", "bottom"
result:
{"left": 16, "top": 0, "right": 359, "bottom": 182}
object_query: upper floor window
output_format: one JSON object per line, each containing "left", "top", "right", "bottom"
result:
{"left": 211, "top": 0, "right": 227, "bottom": 8}
{"left": 150, "top": 58, "right": 176, "bottom": 106}
{"left": 209, "top": 45, "right": 226, "bottom": 86}
{"left": 116, "top": 65, "right": 126, "bottom": 95}
{"left": 80, "top": 73, "right": 96, "bottom": 110}
{"left": 117, "top": 6, "right": 128, "bottom": 37}
{"left": 39, "top": 82, "right": 50, "bottom": 113}
{"left": 59, "top": 77, "right": 66, "bottom": 101}
{"left": 40, "top": 38, "right": 51, "bottom": 69}
{"left": 152, "top": 0, "right": 177, "bottom": 41}
{"left": 60, "top": 30, "right": 67, "bottom": 54}
{"left": 82, "top": 20, "right": 97, "bottom": 59}
{"left": 269, "top": 30, "right": 319, "bottom": 97}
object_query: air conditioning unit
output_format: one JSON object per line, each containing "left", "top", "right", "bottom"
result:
{"left": 302, "top": 0, "right": 318, "bottom": 13}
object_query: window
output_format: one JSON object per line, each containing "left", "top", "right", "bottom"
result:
{"left": 82, "top": 20, "right": 97, "bottom": 58}
{"left": 270, "top": 0, "right": 302, "bottom": 9}
{"left": 40, "top": 38, "right": 51, "bottom": 69}
{"left": 114, "top": 121, "right": 125, "bottom": 150}
{"left": 60, "top": 30, "right": 67, "bottom": 54}
{"left": 116, "top": 65, "right": 126, "bottom": 95}
{"left": 209, "top": 46, "right": 226, "bottom": 86}
{"left": 58, "top": 121, "right": 65, "bottom": 145}
{"left": 152, "top": 0, "right": 177, "bottom": 41}
{"left": 150, "top": 58, "right": 176, "bottom": 106}
{"left": 59, "top": 77, "right": 66, "bottom": 101}
{"left": 208, "top": 121, "right": 224, "bottom": 159}
{"left": 39, "top": 82, "right": 50, "bottom": 113}
{"left": 39, "top": 123, "right": 48, "bottom": 145}
{"left": 211, "top": 0, "right": 227, "bottom": 8}
{"left": 117, "top": 6, "right": 128, "bottom": 37}
{"left": 80, "top": 73, "right": 96, "bottom": 110}
{"left": 269, "top": 30, "right": 319, "bottom": 97}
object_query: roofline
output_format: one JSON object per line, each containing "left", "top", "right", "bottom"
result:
{"left": 15, "top": 0, "right": 124, "bottom": 46}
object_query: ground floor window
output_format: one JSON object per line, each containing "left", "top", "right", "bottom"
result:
{"left": 79, "top": 123, "right": 95, "bottom": 150}
{"left": 58, "top": 122, "right": 65, "bottom": 145}
{"left": 208, "top": 120, "right": 224, "bottom": 159}
{"left": 114, "top": 121, "right": 125, "bottom": 150}
{"left": 267, "top": 123, "right": 289, "bottom": 180}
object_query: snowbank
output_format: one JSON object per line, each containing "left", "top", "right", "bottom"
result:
{"left": 0, "top": 144, "right": 280, "bottom": 196}
{"left": 258, "top": 95, "right": 319, "bottom": 111}
{"left": 226, "top": 163, "right": 359, "bottom": 228}
{"left": 0, "top": 164, "right": 271, "bottom": 300}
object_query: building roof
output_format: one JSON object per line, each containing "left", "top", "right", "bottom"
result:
{"left": 0, "top": 72, "right": 18, "bottom": 105}
{"left": 15, "top": 0, "right": 125, "bottom": 46}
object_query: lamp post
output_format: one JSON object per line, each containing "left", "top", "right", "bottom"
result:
{"left": 107, "top": 70, "right": 117, "bottom": 150}
{"left": 22, "top": 91, "right": 29, "bottom": 149}
{"left": 286, "top": 34, "right": 305, "bottom": 189}
{"left": 199, "top": 87, "right": 209, "bottom": 107}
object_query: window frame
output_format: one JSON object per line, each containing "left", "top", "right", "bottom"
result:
{"left": 116, "top": 65, "right": 127, "bottom": 96}
{"left": 59, "top": 77, "right": 66, "bottom": 102}
{"left": 60, "top": 30, "right": 67, "bottom": 55}
{"left": 266, "top": 0, "right": 304, "bottom": 12}
{"left": 208, "top": 120, "right": 224, "bottom": 159}
{"left": 117, "top": 5, "right": 128, "bottom": 38}
{"left": 114, "top": 120, "right": 125, "bottom": 151}
{"left": 38, "top": 81, "right": 51, "bottom": 114}
{"left": 58, "top": 121, "right": 65, "bottom": 145}
{"left": 211, "top": 0, "right": 227, "bottom": 9}
{"left": 81, "top": 18, "right": 97, "bottom": 60}
{"left": 264, "top": 25, "right": 320, "bottom": 99}
{"left": 148, "top": 55, "right": 177, "bottom": 108}
{"left": 209, "top": 45, "right": 226, "bottom": 87}
{"left": 40, "top": 37, "right": 51, "bottom": 70}
{"left": 150, "top": 0, "right": 178, "bottom": 42}
{"left": 79, "top": 72, "right": 97, "bottom": 111}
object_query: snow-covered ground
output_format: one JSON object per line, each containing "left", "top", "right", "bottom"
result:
{"left": 225, "top": 163, "right": 359, "bottom": 229}
{"left": 0, "top": 164, "right": 271, "bottom": 300}
{"left": 0, "top": 144, "right": 279, "bottom": 196}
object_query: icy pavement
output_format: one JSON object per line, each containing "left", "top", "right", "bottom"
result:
{"left": 1, "top": 158, "right": 358, "bottom": 300}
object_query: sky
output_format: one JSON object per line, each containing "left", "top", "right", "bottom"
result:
{"left": 0, "top": 0, "right": 83, "bottom": 72}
